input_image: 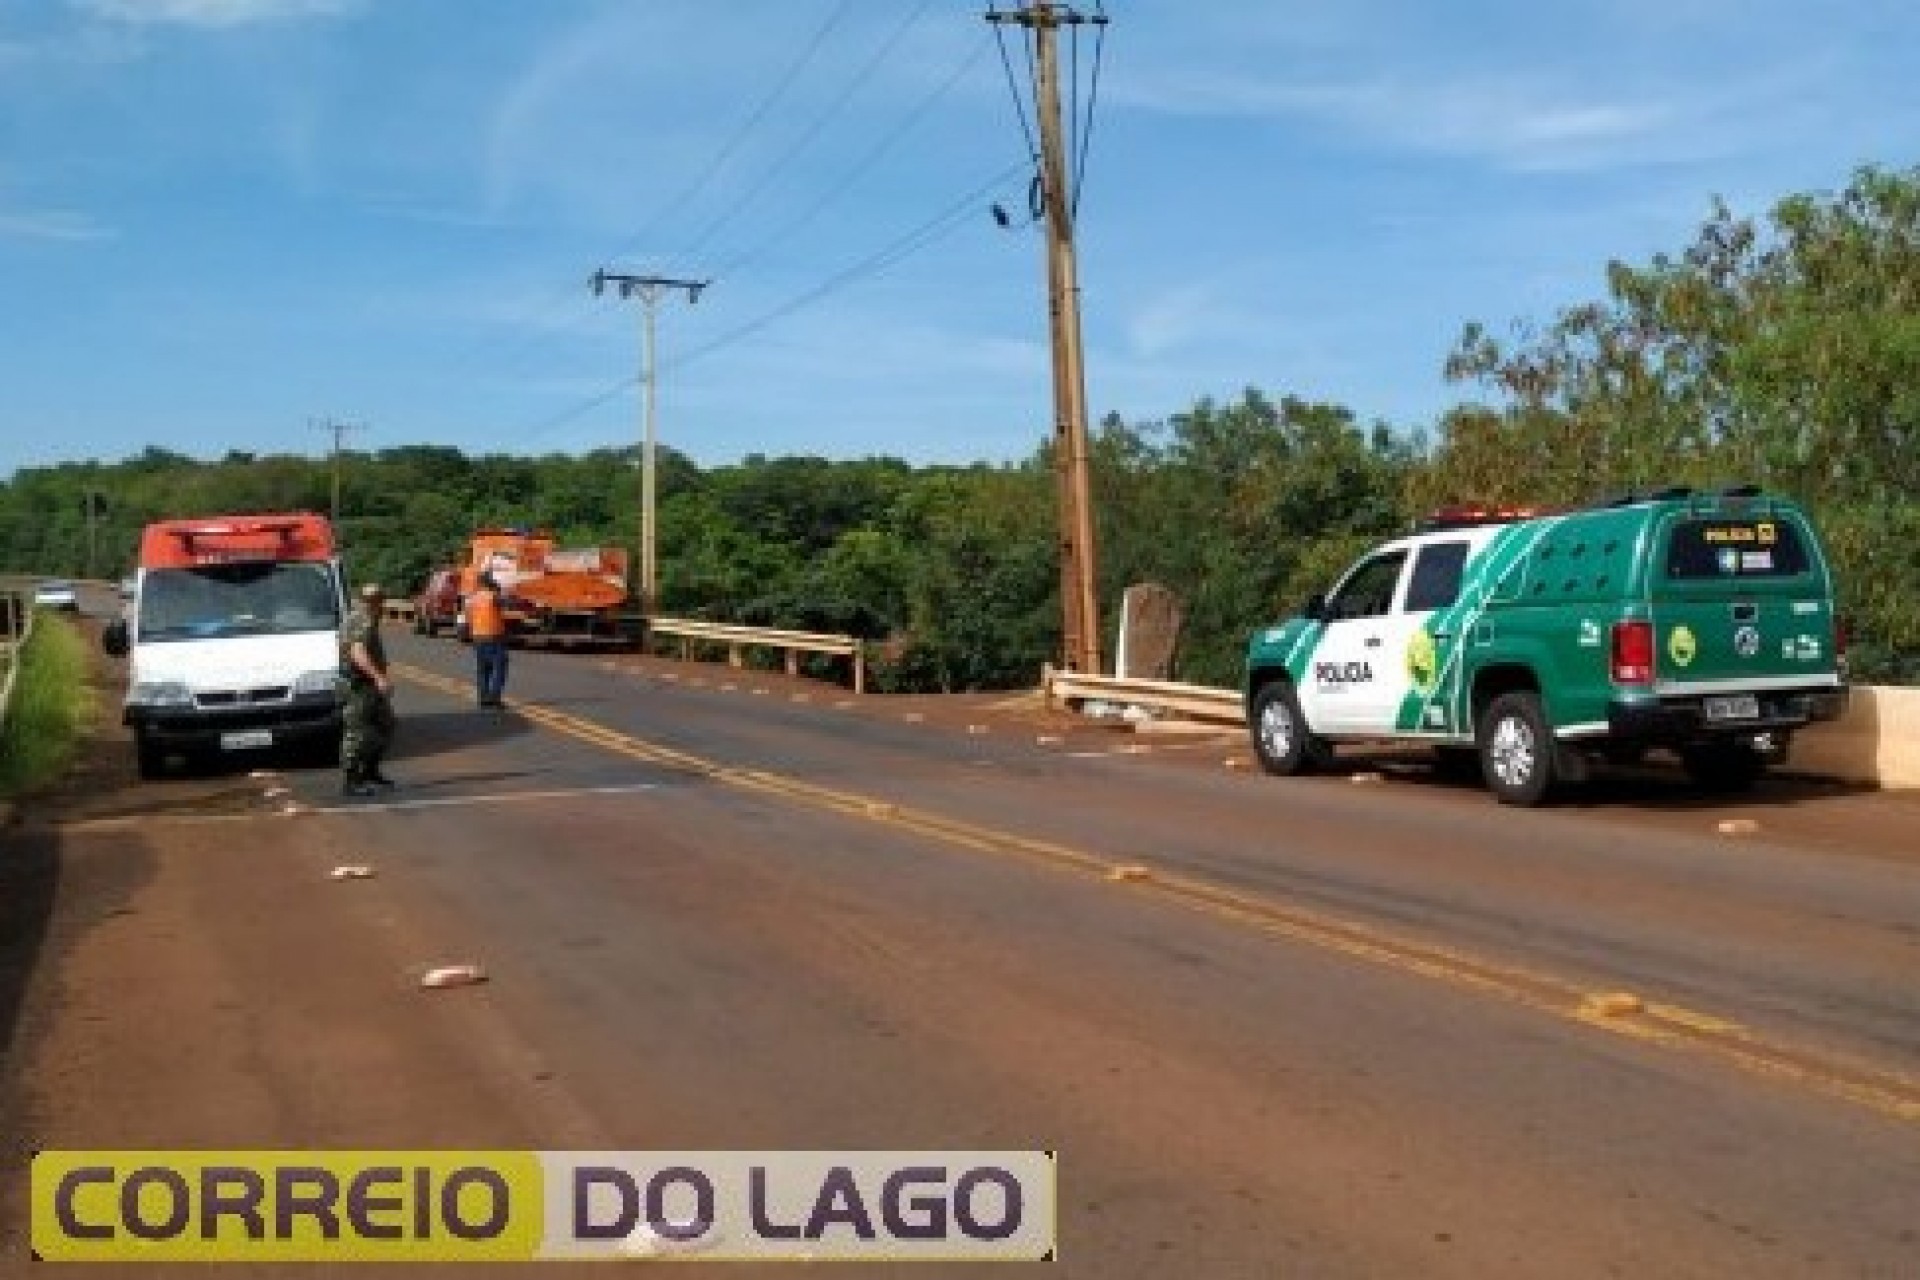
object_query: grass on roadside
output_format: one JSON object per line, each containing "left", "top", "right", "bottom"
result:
{"left": 0, "top": 611, "right": 94, "bottom": 798}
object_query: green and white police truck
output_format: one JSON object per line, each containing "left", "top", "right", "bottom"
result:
{"left": 1243, "top": 487, "right": 1851, "bottom": 806}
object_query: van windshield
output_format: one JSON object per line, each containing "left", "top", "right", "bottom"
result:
{"left": 138, "top": 563, "right": 340, "bottom": 642}
{"left": 1664, "top": 517, "right": 1812, "bottom": 581}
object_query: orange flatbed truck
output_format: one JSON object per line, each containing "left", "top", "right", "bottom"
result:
{"left": 454, "top": 528, "right": 644, "bottom": 647}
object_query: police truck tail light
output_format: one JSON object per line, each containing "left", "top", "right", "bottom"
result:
{"left": 1611, "top": 620, "right": 1655, "bottom": 685}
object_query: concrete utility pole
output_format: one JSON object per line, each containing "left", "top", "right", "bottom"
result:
{"left": 987, "top": 1, "right": 1106, "bottom": 674}
{"left": 315, "top": 417, "right": 366, "bottom": 526}
{"left": 591, "top": 270, "right": 708, "bottom": 616}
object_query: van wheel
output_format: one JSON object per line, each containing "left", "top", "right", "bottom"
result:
{"left": 1477, "top": 691, "right": 1556, "bottom": 806}
{"left": 1681, "top": 744, "right": 1764, "bottom": 792}
{"left": 136, "top": 740, "right": 167, "bottom": 780}
{"left": 1250, "top": 681, "right": 1327, "bottom": 776}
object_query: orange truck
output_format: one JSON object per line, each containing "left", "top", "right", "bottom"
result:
{"left": 452, "top": 527, "right": 640, "bottom": 645}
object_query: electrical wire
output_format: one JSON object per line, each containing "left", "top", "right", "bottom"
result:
{"left": 707, "top": 32, "right": 994, "bottom": 282}
{"left": 989, "top": 6, "right": 1040, "bottom": 167}
{"left": 423, "top": 1, "right": 856, "bottom": 388}
{"left": 660, "top": 0, "right": 941, "bottom": 278}
{"left": 665, "top": 159, "right": 1029, "bottom": 376}
{"left": 605, "top": 0, "right": 857, "bottom": 270}
{"left": 480, "top": 159, "right": 1029, "bottom": 448}
{"left": 1070, "top": 5, "right": 1107, "bottom": 223}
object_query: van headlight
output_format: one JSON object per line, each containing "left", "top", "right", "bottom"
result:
{"left": 128, "top": 681, "right": 193, "bottom": 709}
{"left": 293, "top": 669, "right": 343, "bottom": 697}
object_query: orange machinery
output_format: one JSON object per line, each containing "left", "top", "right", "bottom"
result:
{"left": 457, "top": 528, "right": 638, "bottom": 644}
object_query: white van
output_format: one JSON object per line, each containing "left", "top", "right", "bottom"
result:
{"left": 104, "top": 513, "right": 348, "bottom": 779}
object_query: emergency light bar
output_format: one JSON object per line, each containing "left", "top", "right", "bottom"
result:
{"left": 141, "top": 513, "right": 335, "bottom": 567}
{"left": 1417, "top": 504, "right": 1548, "bottom": 532}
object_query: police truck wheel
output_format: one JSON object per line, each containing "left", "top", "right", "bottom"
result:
{"left": 1250, "top": 681, "right": 1325, "bottom": 776}
{"left": 1477, "top": 691, "right": 1556, "bottom": 806}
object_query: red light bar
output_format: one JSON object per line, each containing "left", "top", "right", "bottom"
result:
{"left": 1419, "top": 503, "right": 1545, "bottom": 530}
{"left": 140, "top": 512, "right": 335, "bottom": 568}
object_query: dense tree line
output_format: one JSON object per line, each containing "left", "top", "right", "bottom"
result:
{"left": 3, "top": 166, "right": 1916, "bottom": 687}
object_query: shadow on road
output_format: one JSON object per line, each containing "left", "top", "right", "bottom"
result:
{"left": 388, "top": 708, "right": 534, "bottom": 763}
{"left": 1343, "top": 747, "right": 1881, "bottom": 813}
{"left": 0, "top": 823, "right": 59, "bottom": 1078}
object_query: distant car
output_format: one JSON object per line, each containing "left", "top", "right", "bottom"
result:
{"left": 34, "top": 578, "right": 78, "bottom": 611}
{"left": 413, "top": 568, "right": 464, "bottom": 637}
{"left": 118, "top": 575, "right": 137, "bottom": 600}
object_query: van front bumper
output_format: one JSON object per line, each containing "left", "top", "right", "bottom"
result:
{"left": 1607, "top": 685, "right": 1850, "bottom": 744}
{"left": 125, "top": 695, "right": 343, "bottom": 751}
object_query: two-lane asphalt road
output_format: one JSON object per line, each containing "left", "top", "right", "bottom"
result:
{"left": 3, "top": 623, "right": 1916, "bottom": 1276}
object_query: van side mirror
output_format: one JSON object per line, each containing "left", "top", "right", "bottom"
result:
{"left": 102, "top": 618, "right": 129, "bottom": 657}
{"left": 1302, "top": 592, "right": 1328, "bottom": 622}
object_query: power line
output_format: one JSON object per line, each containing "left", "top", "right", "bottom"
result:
{"left": 707, "top": 33, "right": 994, "bottom": 282}
{"left": 989, "top": 4, "right": 1042, "bottom": 167}
{"left": 613, "top": 0, "right": 857, "bottom": 273}
{"left": 483, "top": 161, "right": 1029, "bottom": 449}
{"left": 423, "top": 1, "right": 857, "bottom": 393}
{"left": 660, "top": 0, "right": 941, "bottom": 278}
{"left": 664, "top": 161, "right": 1028, "bottom": 376}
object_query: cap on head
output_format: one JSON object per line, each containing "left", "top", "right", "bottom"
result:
{"left": 360, "top": 583, "right": 386, "bottom": 602}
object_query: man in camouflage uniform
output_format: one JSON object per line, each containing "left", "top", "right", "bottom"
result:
{"left": 340, "top": 583, "right": 398, "bottom": 796}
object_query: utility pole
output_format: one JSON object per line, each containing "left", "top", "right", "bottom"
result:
{"left": 83, "top": 490, "right": 105, "bottom": 580}
{"left": 591, "top": 270, "right": 708, "bottom": 616}
{"left": 987, "top": 1, "right": 1107, "bottom": 673}
{"left": 315, "top": 417, "right": 366, "bottom": 525}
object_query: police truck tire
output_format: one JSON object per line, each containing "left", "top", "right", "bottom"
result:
{"left": 1681, "top": 743, "right": 1764, "bottom": 792}
{"left": 1250, "top": 681, "right": 1326, "bottom": 777}
{"left": 1477, "top": 691, "right": 1556, "bottom": 807}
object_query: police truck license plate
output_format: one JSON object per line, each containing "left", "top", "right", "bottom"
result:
{"left": 219, "top": 729, "right": 273, "bottom": 751}
{"left": 1704, "top": 695, "right": 1759, "bottom": 722}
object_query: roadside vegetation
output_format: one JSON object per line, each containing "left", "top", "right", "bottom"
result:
{"left": 2, "top": 165, "right": 1915, "bottom": 688}
{"left": 0, "top": 612, "right": 93, "bottom": 798}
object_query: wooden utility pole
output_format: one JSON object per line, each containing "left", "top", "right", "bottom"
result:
{"left": 591, "top": 270, "right": 708, "bottom": 616}
{"left": 987, "top": 1, "right": 1105, "bottom": 673}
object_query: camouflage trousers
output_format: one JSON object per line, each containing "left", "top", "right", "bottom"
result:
{"left": 340, "top": 681, "right": 396, "bottom": 776}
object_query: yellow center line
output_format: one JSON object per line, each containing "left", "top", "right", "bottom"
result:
{"left": 393, "top": 662, "right": 1920, "bottom": 1126}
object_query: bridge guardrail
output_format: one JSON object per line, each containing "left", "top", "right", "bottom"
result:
{"left": 648, "top": 618, "right": 867, "bottom": 694}
{"left": 1042, "top": 666, "right": 1244, "bottom": 725}
{"left": 0, "top": 590, "right": 37, "bottom": 744}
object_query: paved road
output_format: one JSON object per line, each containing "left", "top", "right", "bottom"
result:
{"left": 2, "top": 616, "right": 1917, "bottom": 1276}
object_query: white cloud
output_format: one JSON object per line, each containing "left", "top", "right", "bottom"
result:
{"left": 1115, "top": 71, "right": 1684, "bottom": 173}
{"left": 0, "top": 209, "right": 114, "bottom": 241}
{"left": 72, "top": 0, "right": 359, "bottom": 27}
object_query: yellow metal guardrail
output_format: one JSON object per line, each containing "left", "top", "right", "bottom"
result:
{"left": 647, "top": 617, "right": 867, "bottom": 694}
{"left": 1041, "top": 665, "right": 1244, "bottom": 725}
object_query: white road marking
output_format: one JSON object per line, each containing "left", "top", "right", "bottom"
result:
{"left": 311, "top": 783, "right": 663, "bottom": 816}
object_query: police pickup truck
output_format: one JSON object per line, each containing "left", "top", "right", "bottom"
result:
{"left": 1243, "top": 487, "right": 1850, "bottom": 806}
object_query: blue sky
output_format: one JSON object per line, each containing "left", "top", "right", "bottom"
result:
{"left": 1, "top": 0, "right": 1913, "bottom": 477}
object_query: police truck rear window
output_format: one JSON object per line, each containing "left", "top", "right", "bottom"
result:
{"left": 1665, "top": 518, "right": 1810, "bottom": 579}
